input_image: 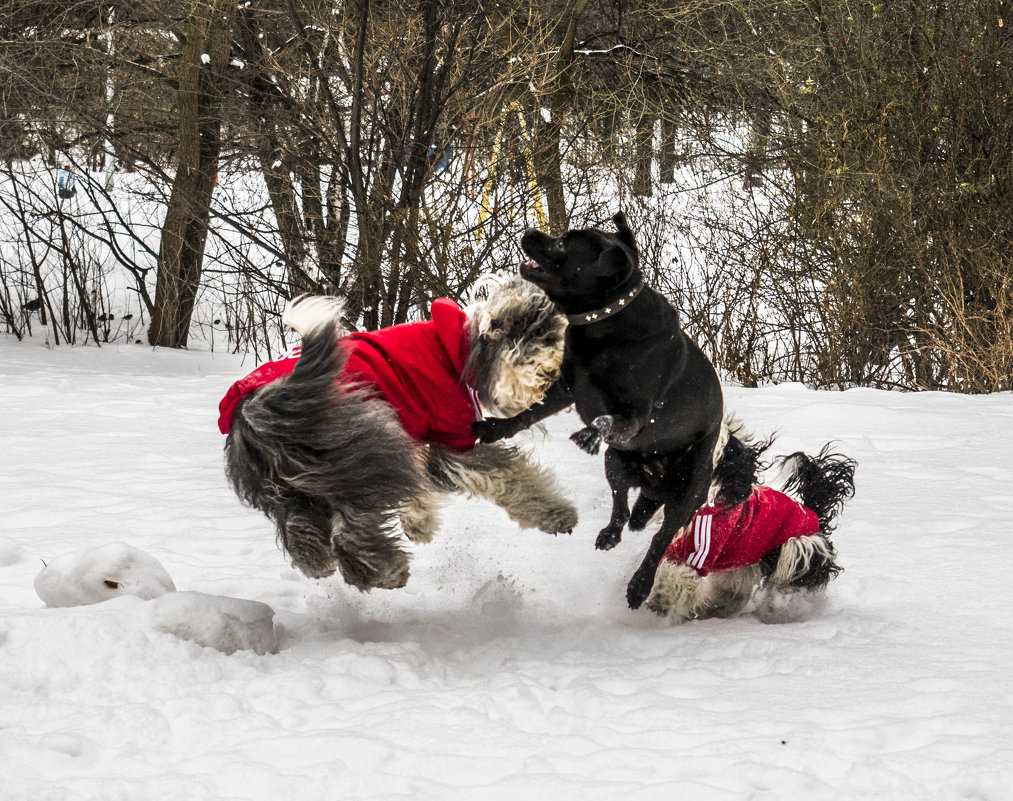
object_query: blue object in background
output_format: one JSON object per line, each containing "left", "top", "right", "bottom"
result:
{"left": 428, "top": 145, "right": 453, "bottom": 173}
{"left": 58, "top": 165, "right": 77, "bottom": 199}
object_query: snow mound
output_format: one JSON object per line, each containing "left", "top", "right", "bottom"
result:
{"left": 753, "top": 584, "right": 828, "bottom": 624}
{"left": 148, "top": 591, "right": 278, "bottom": 655}
{"left": 34, "top": 542, "right": 176, "bottom": 607}
{"left": 0, "top": 537, "right": 27, "bottom": 566}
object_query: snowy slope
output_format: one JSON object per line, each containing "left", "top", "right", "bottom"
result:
{"left": 1, "top": 339, "right": 1011, "bottom": 800}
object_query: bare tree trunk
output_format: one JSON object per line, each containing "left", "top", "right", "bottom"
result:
{"left": 538, "top": 0, "right": 589, "bottom": 234}
{"left": 148, "top": 0, "right": 236, "bottom": 347}
{"left": 382, "top": 0, "right": 448, "bottom": 326}
{"left": 340, "top": 0, "right": 384, "bottom": 329}
{"left": 295, "top": 153, "right": 327, "bottom": 291}
{"left": 633, "top": 112, "right": 654, "bottom": 196}
{"left": 744, "top": 110, "right": 770, "bottom": 189}
{"left": 322, "top": 163, "right": 349, "bottom": 287}
{"left": 660, "top": 116, "right": 679, "bottom": 184}
{"left": 240, "top": 10, "right": 318, "bottom": 298}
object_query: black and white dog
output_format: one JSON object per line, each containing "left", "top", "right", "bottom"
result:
{"left": 219, "top": 277, "right": 577, "bottom": 592}
{"left": 647, "top": 426, "right": 856, "bottom": 624}
{"left": 474, "top": 213, "right": 725, "bottom": 609}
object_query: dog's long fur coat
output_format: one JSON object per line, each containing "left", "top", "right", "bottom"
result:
{"left": 219, "top": 298, "right": 481, "bottom": 450}
{"left": 647, "top": 432, "right": 856, "bottom": 624}
{"left": 221, "top": 278, "right": 578, "bottom": 591}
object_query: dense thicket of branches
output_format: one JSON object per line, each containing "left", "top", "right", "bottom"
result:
{"left": 2, "top": 0, "right": 1011, "bottom": 390}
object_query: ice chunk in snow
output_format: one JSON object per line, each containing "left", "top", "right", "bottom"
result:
{"left": 34, "top": 542, "right": 175, "bottom": 607}
{"left": 0, "top": 537, "right": 27, "bottom": 566}
{"left": 148, "top": 591, "right": 278, "bottom": 655}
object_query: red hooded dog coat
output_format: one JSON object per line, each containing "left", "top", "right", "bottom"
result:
{"left": 665, "top": 486, "right": 820, "bottom": 575}
{"left": 217, "top": 298, "right": 480, "bottom": 451}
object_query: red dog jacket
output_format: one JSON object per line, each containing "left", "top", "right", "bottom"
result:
{"left": 217, "top": 298, "right": 481, "bottom": 450}
{"left": 665, "top": 486, "right": 820, "bottom": 576}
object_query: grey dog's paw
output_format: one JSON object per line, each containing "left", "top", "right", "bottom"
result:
{"left": 373, "top": 558, "right": 411, "bottom": 590}
{"left": 293, "top": 557, "right": 339, "bottom": 580}
{"left": 336, "top": 549, "right": 411, "bottom": 592}
{"left": 540, "top": 503, "right": 578, "bottom": 535}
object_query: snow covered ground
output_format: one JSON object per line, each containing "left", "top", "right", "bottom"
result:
{"left": 2, "top": 338, "right": 1012, "bottom": 800}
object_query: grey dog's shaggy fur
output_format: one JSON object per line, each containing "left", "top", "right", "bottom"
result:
{"left": 224, "top": 277, "right": 577, "bottom": 591}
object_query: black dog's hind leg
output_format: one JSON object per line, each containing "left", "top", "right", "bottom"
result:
{"left": 595, "top": 448, "right": 639, "bottom": 550}
{"left": 626, "top": 433, "right": 719, "bottom": 609}
{"left": 628, "top": 492, "right": 663, "bottom": 531}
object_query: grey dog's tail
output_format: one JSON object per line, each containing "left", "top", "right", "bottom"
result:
{"left": 224, "top": 322, "right": 424, "bottom": 586}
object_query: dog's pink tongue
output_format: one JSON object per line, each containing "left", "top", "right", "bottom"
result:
{"left": 523, "top": 260, "right": 541, "bottom": 271}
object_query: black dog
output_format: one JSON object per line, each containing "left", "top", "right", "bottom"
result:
{"left": 474, "top": 213, "right": 724, "bottom": 609}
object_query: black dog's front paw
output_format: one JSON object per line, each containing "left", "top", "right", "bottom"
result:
{"left": 472, "top": 417, "right": 520, "bottom": 443}
{"left": 626, "top": 565, "right": 657, "bottom": 609}
{"left": 592, "top": 414, "right": 636, "bottom": 446}
{"left": 595, "top": 525, "right": 622, "bottom": 551}
{"left": 570, "top": 426, "right": 602, "bottom": 455}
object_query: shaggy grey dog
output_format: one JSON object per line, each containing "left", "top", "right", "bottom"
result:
{"left": 223, "top": 278, "right": 577, "bottom": 591}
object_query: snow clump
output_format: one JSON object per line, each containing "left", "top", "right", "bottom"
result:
{"left": 148, "top": 591, "right": 278, "bottom": 655}
{"left": 34, "top": 542, "right": 176, "bottom": 607}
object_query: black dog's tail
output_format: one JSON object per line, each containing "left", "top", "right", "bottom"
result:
{"left": 778, "top": 446, "right": 857, "bottom": 534}
{"left": 224, "top": 322, "right": 424, "bottom": 587}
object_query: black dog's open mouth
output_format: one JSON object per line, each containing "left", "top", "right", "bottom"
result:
{"left": 520, "top": 259, "right": 544, "bottom": 279}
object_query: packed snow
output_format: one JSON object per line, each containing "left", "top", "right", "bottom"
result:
{"left": 34, "top": 542, "right": 177, "bottom": 608}
{"left": 2, "top": 338, "right": 1012, "bottom": 800}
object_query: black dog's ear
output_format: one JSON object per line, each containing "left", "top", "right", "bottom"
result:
{"left": 612, "top": 212, "right": 639, "bottom": 267}
{"left": 593, "top": 245, "right": 633, "bottom": 277}
{"left": 613, "top": 212, "right": 637, "bottom": 253}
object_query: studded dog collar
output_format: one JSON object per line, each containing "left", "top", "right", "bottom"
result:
{"left": 564, "top": 280, "right": 645, "bottom": 326}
